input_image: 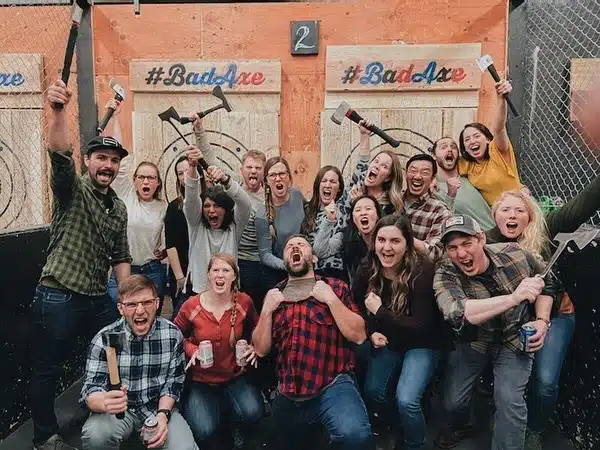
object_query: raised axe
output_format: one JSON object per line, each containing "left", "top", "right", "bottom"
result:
{"left": 476, "top": 55, "right": 520, "bottom": 118}
{"left": 331, "top": 102, "right": 400, "bottom": 148}
{"left": 96, "top": 79, "right": 126, "bottom": 135}
{"left": 102, "top": 331, "right": 127, "bottom": 420}
{"left": 538, "top": 228, "right": 599, "bottom": 278}
{"left": 178, "top": 86, "right": 233, "bottom": 124}
{"left": 52, "top": 0, "right": 92, "bottom": 111}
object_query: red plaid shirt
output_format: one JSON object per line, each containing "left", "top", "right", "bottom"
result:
{"left": 403, "top": 191, "right": 451, "bottom": 260}
{"left": 272, "top": 275, "right": 359, "bottom": 397}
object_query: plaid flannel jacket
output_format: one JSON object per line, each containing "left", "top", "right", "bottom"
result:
{"left": 80, "top": 317, "right": 185, "bottom": 421}
{"left": 40, "top": 149, "right": 131, "bottom": 295}
{"left": 272, "top": 276, "right": 361, "bottom": 397}
{"left": 434, "top": 242, "right": 557, "bottom": 353}
{"left": 403, "top": 191, "right": 451, "bottom": 261}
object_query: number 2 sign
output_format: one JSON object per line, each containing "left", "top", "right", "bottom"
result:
{"left": 291, "top": 21, "right": 319, "bottom": 56}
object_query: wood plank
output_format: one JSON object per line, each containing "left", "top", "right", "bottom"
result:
{"left": 133, "top": 92, "right": 280, "bottom": 114}
{"left": 0, "top": 94, "right": 43, "bottom": 109}
{"left": 133, "top": 111, "right": 164, "bottom": 163}
{"left": 249, "top": 112, "right": 279, "bottom": 157}
{"left": 569, "top": 58, "right": 600, "bottom": 122}
{"left": 130, "top": 60, "right": 282, "bottom": 93}
{"left": 0, "top": 53, "right": 43, "bottom": 94}
{"left": 442, "top": 108, "right": 477, "bottom": 142}
{"left": 324, "top": 91, "right": 479, "bottom": 110}
{"left": 326, "top": 44, "right": 482, "bottom": 92}
{"left": 218, "top": 111, "right": 250, "bottom": 173}
{"left": 320, "top": 110, "right": 352, "bottom": 169}
{"left": 0, "top": 110, "right": 14, "bottom": 230}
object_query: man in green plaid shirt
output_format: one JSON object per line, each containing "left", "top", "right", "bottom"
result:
{"left": 31, "top": 80, "right": 132, "bottom": 450}
{"left": 432, "top": 215, "right": 555, "bottom": 450}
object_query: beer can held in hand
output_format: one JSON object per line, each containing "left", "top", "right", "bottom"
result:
{"left": 520, "top": 325, "right": 536, "bottom": 353}
{"left": 143, "top": 415, "right": 158, "bottom": 444}
{"left": 198, "top": 340, "right": 214, "bottom": 368}
{"left": 236, "top": 339, "right": 248, "bottom": 367}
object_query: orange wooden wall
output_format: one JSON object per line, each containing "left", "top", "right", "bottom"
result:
{"left": 92, "top": 0, "right": 509, "bottom": 193}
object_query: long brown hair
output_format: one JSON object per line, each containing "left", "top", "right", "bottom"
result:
{"left": 263, "top": 156, "right": 293, "bottom": 239}
{"left": 459, "top": 122, "right": 494, "bottom": 162}
{"left": 300, "top": 165, "right": 344, "bottom": 235}
{"left": 363, "top": 215, "right": 422, "bottom": 315}
{"left": 368, "top": 150, "right": 404, "bottom": 213}
{"left": 134, "top": 161, "right": 164, "bottom": 201}
{"left": 173, "top": 155, "right": 205, "bottom": 209}
{"left": 207, "top": 253, "right": 241, "bottom": 347}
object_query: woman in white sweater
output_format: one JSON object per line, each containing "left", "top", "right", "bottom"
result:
{"left": 183, "top": 145, "right": 252, "bottom": 294}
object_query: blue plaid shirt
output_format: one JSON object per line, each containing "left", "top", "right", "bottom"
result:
{"left": 80, "top": 317, "right": 185, "bottom": 421}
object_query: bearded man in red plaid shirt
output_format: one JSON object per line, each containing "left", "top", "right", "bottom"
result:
{"left": 253, "top": 234, "right": 373, "bottom": 450}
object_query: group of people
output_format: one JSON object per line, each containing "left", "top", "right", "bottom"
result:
{"left": 28, "top": 75, "right": 600, "bottom": 450}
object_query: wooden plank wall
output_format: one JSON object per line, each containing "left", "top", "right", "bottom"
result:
{"left": 92, "top": 0, "right": 509, "bottom": 195}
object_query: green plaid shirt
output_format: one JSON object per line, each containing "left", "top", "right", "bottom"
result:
{"left": 40, "top": 149, "right": 131, "bottom": 296}
{"left": 434, "top": 242, "right": 557, "bottom": 354}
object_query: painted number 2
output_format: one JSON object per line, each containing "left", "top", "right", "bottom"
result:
{"left": 295, "top": 26, "right": 315, "bottom": 51}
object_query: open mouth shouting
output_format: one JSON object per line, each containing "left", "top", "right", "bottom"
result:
{"left": 409, "top": 178, "right": 424, "bottom": 194}
{"left": 321, "top": 187, "right": 333, "bottom": 204}
{"left": 365, "top": 169, "right": 378, "bottom": 185}
{"left": 96, "top": 170, "right": 114, "bottom": 184}
{"left": 132, "top": 315, "right": 150, "bottom": 332}
{"left": 504, "top": 221, "right": 520, "bottom": 235}
{"left": 468, "top": 143, "right": 483, "bottom": 159}
{"left": 291, "top": 250, "right": 302, "bottom": 264}
{"left": 379, "top": 251, "right": 396, "bottom": 266}
{"left": 214, "top": 279, "right": 226, "bottom": 289}
{"left": 358, "top": 216, "right": 373, "bottom": 233}
{"left": 274, "top": 182, "right": 285, "bottom": 194}
{"left": 208, "top": 213, "right": 220, "bottom": 228}
{"left": 458, "top": 258, "right": 476, "bottom": 274}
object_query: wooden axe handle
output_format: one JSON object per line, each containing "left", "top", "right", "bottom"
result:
{"left": 105, "top": 346, "right": 125, "bottom": 419}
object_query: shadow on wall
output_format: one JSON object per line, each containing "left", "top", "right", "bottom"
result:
{"left": 0, "top": 227, "right": 88, "bottom": 440}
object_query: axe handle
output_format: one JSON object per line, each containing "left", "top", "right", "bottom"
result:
{"left": 198, "top": 105, "right": 223, "bottom": 119}
{"left": 486, "top": 64, "right": 520, "bottom": 118}
{"left": 52, "top": 23, "right": 79, "bottom": 111}
{"left": 106, "top": 347, "right": 125, "bottom": 420}
{"left": 346, "top": 110, "right": 400, "bottom": 148}
{"left": 97, "top": 108, "right": 115, "bottom": 135}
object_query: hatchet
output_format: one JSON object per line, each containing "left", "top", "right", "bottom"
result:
{"left": 102, "top": 331, "right": 127, "bottom": 419}
{"left": 96, "top": 79, "right": 126, "bottom": 135}
{"left": 476, "top": 55, "right": 520, "bottom": 118}
{"left": 331, "top": 102, "right": 400, "bottom": 148}
{"left": 538, "top": 228, "right": 599, "bottom": 278}
{"left": 178, "top": 86, "right": 234, "bottom": 124}
{"left": 52, "top": 0, "right": 92, "bottom": 111}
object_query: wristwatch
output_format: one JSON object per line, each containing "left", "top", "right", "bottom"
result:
{"left": 157, "top": 408, "right": 172, "bottom": 422}
{"left": 536, "top": 317, "right": 551, "bottom": 328}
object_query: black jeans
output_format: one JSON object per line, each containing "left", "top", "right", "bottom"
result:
{"left": 30, "top": 284, "right": 118, "bottom": 444}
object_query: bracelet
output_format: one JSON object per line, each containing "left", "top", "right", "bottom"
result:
{"left": 536, "top": 317, "right": 551, "bottom": 327}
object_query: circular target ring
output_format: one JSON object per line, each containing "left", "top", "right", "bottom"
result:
{"left": 0, "top": 139, "right": 27, "bottom": 229}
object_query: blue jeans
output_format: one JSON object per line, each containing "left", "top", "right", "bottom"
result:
{"left": 183, "top": 375, "right": 263, "bottom": 445}
{"left": 364, "top": 347, "right": 440, "bottom": 449}
{"left": 31, "top": 285, "right": 118, "bottom": 444}
{"left": 443, "top": 343, "right": 533, "bottom": 450}
{"left": 108, "top": 259, "right": 166, "bottom": 306}
{"left": 527, "top": 313, "right": 575, "bottom": 433}
{"left": 272, "top": 373, "right": 373, "bottom": 450}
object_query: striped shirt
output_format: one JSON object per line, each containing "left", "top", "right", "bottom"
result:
{"left": 40, "top": 149, "right": 131, "bottom": 295}
{"left": 80, "top": 317, "right": 185, "bottom": 422}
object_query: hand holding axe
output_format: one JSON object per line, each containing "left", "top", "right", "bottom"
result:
{"left": 476, "top": 55, "right": 520, "bottom": 118}
{"left": 331, "top": 102, "right": 400, "bottom": 148}
{"left": 97, "top": 79, "right": 126, "bottom": 135}
{"left": 178, "top": 86, "right": 234, "bottom": 124}
{"left": 102, "top": 331, "right": 127, "bottom": 420}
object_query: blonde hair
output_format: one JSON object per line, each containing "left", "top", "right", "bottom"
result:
{"left": 492, "top": 189, "right": 549, "bottom": 258}
{"left": 207, "top": 253, "right": 241, "bottom": 347}
{"left": 370, "top": 150, "right": 404, "bottom": 213}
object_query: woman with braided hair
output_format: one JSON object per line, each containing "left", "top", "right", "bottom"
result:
{"left": 174, "top": 254, "right": 263, "bottom": 449}
{"left": 255, "top": 156, "right": 306, "bottom": 289}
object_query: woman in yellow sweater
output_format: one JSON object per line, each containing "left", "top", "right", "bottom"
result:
{"left": 458, "top": 79, "right": 520, "bottom": 206}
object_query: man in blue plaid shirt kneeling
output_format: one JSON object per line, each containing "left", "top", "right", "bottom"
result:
{"left": 79, "top": 275, "right": 198, "bottom": 450}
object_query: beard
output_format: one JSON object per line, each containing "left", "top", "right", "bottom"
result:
{"left": 284, "top": 259, "right": 310, "bottom": 277}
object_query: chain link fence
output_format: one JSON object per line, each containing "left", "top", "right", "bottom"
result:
{"left": 0, "top": 0, "right": 80, "bottom": 233}
{"left": 518, "top": 0, "right": 600, "bottom": 223}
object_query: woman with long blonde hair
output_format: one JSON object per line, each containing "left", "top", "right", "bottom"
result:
{"left": 359, "top": 149, "right": 404, "bottom": 215}
{"left": 488, "top": 182, "right": 600, "bottom": 448}
{"left": 353, "top": 215, "right": 447, "bottom": 450}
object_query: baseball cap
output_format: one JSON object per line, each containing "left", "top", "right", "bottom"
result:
{"left": 86, "top": 136, "right": 128, "bottom": 159}
{"left": 440, "top": 215, "right": 483, "bottom": 244}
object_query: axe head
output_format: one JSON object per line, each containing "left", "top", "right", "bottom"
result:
{"left": 158, "top": 106, "right": 181, "bottom": 123}
{"left": 109, "top": 79, "right": 126, "bottom": 102}
{"left": 476, "top": 55, "right": 494, "bottom": 72}
{"left": 74, "top": 0, "right": 92, "bottom": 9}
{"left": 555, "top": 228, "right": 599, "bottom": 250}
{"left": 211, "top": 86, "right": 233, "bottom": 112}
{"left": 331, "top": 101, "right": 352, "bottom": 125}
{"left": 102, "top": 331, "right": 126, "bottom": 350}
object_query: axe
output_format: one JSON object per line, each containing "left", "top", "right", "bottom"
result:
{"left": 178, "top": 86, "right": 234, "bottom": 124}
{"left": 331, "top": 102, "right": 400, "bottom": 148}
{"left": 476, "top": 55, "right": 520, "bottom": 118}
{"left": 102, "top": 331, "right": 127, "bottom": 420}
{"left": 538, "top": 228, "right": 599, "bottom": 278}
{"left": 52, "top": 0, "right": 92, "bottom": 111}
{"left": 96, "top": 79, "right": 126, "bottom": 135}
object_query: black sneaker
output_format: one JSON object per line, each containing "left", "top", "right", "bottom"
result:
{"left": 433, "top": 423, "right": 474, "bottom": 449}
{"left": 33, "top": 434, "right": 79, "bottom": 450}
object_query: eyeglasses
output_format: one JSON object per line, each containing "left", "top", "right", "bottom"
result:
{"left": 119, "top": 298, "right": 157, "bottom": 311}
{"left": 135, "top": 175, "right": 158, "bottom": 182}
{"left": 267, "top": 171, "right": 289, "bottom": 181}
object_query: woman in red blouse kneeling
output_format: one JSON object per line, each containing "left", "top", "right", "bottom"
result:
{"left": 174, "top": 253, "right": 263, "bottom": 449}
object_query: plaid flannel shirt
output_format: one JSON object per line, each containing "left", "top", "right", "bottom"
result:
{"left": 40, "top": 149, "right": 131, "bottom": 295}
{"left": 403, "top": 191, "right": 451, "bottom": 261}
{"left": 80, "top": 317, "right": 185, "bottom": 421}
{"left": 434, "top": 242, "right": 557, "bottom": 354}
{"left": 272, "top": 275, "right": 360, "bottom": 398}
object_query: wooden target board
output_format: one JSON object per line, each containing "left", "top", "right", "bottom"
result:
{"left": 130, "top": 60, "right": 281, "bottom": 202}
{"left": 321, "top": 44, "right": 481, "bottom": 179}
